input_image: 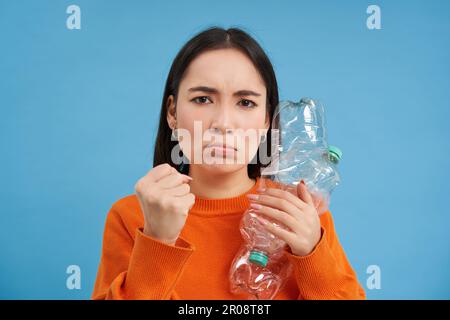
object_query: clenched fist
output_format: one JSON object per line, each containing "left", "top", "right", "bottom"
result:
{"left": 134, "top": 163, "right": 195, "bottom": 245}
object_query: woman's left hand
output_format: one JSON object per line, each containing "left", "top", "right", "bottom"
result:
{"left": 246, "top": 180, "right": 322, "bottom": 257}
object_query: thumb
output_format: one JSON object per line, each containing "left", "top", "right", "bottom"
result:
{"left": 297, "top": 180, "right": 314, "bottom": 206}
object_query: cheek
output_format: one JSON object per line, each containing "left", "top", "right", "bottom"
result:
{"left": 236, "top": 111, "right": 268, "bottom": 162}
{"left": 172, "top": 103, "right": 201, "bottom": 160}
{"left": 175, "top": 123, "right": 195, "bottom": 162}
{"left": 175, "top": 119, "right": 211, "bottom": 164}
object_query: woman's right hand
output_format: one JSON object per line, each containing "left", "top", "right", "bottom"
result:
{"left": 134, "top": 163, "right": 195, "bottom": 245}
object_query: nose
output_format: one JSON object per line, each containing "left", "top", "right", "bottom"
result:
{"left": 210, "top": 103, "right": 235, "bottom": 135}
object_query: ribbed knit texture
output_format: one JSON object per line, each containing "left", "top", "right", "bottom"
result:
{"left": 92, "top": 176, "right": 366, "bottom": 300}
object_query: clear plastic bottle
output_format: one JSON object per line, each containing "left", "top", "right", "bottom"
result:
{"left": 229, "top": 97, "right": 343, "bottom": 299}
{"left": 229, "top": 177, "right": 294, "bottom": 300}
{"left": 296, "top": 145, "right": 342, "bottom": 214}
{"left": 264, "top": 97, "right": 343, "bottom": 215}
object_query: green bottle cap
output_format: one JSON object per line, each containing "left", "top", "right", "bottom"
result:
{"left": 249, "top": 250, "right": 268, "bottom": 267}
{"left": 328, "top": 145, "right": 343, "bottom": 162}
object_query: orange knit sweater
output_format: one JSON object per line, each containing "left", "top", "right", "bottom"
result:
{"left": 92, "top": 177, "right": 366, "bottom": 300}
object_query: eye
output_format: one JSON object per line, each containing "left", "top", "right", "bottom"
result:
{"left": 238, "top": 99, "right": 257, "bottom": 109}
{"left": 191, "top": 96, "right": 212, "bottom": 104}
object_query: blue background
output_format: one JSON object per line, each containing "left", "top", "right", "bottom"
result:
{"left": 1, "top": 0, "right": 449, "bottom": 299}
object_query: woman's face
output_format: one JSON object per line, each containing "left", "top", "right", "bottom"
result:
{"left": 167, "top": 48, "right": 270, "bottom": 175}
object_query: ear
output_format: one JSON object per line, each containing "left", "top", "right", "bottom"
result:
{"left": 166, "top": 95, "right": 176, "bottom": 129}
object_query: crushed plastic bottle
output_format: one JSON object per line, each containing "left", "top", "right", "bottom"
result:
{"left": 292, "top": 144, "right": 342, "bottom": 214}
{"left": 259, "top": 97, "right": 342, "bottom": 215}
{"left": 228, "top": 180, "right": 294, "bottom": 299}
{"left": 229, "top": 97, "right": 343, "bottom": 299}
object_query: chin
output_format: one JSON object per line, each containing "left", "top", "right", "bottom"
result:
{"left": 201, "top": 162, "right": 247, "bottom": 175}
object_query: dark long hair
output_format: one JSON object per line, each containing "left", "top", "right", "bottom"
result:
{"left": 153, "top": 26, "right": 279, "bottom": 179}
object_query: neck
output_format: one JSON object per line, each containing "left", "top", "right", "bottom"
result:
{"left": 187, "top": 165, "right": 256, "bottom": 199}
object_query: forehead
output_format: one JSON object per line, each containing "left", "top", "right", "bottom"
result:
{"left": 180, "top": 48, "right": 266, "bottom": 92}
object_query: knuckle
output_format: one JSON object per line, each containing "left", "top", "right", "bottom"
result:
{"left": 134, "top": 178, "right": 145, "bottom": 193}
{"left": 161, "top": 163, "right": 171, "bottom": 170}
{"left": 134, "top": 180, "right": 141, "bottom": 193}
{"left": 160, "top": 163, "right": 173, "bottom": 174}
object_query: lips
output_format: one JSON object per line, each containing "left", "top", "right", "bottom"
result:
{"left": 204, "top": 143, "right": 237, "bottom": 158}
{"left": 206, "top": 143, "right": 237, "bottom": 151}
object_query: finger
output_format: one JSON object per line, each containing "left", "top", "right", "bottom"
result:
{"left": 258, "top": 187, "right": 308, "bottom": 211}
{"left": 297, "top": 180, "right": 314, "bottom": 206}
{"left": 177, "top": 192, "right": 196, "bottom": 211}
{"left": 147, "top": 163, "right": 174, "bottom": 182}
{"left": 167, "top": 183, "right": 191, "bottom": 197}
{"left": 250, "top": 203, "right": 300, "bottom": 232}
{"left": 158, "top": 172, "right": 193, "bottom": 189}
{"left": 255, "top": 215, "right": 296, "bottom": 245}
{"left": 247, "top": 193, "right": 301, "bottom": 220}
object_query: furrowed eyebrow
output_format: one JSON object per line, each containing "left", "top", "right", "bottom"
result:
{"left": 234, "top": 90, "right": 261, "bottom": 97}
{"left": 188, "top": 86, "right": 218, "bottom": 94}
{"left": 188, "top": 86, "right": 261, "bottom": 97}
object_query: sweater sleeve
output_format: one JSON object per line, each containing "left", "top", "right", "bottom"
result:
{"left": 91, "top": 207, "right": 195, "bottom": 300}
{"left": 283, "top": 210, "right": 366, "bottom": 300}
